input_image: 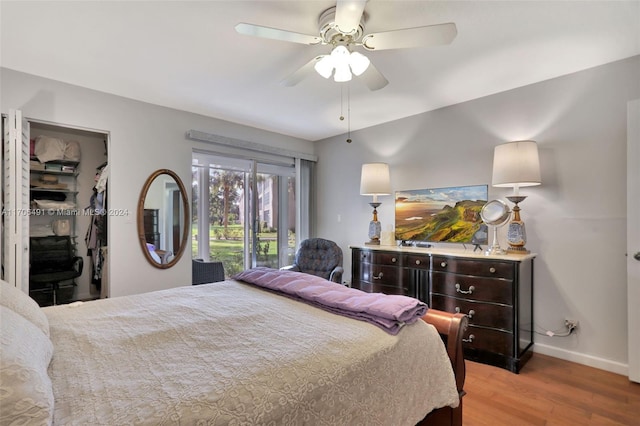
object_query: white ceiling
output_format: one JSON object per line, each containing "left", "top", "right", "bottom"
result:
{"left": 1, "top": 1, "right": 639, "bottom": 141}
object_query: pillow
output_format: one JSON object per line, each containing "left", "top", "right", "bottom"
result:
{"left": 0, "top": 279, "right": 50, "bottom": 337}
{"left": 34, "top": 135, "right": 65, "bottom": 163}
{"left": 0, "top": 306, "right": 54, "bottom": 425}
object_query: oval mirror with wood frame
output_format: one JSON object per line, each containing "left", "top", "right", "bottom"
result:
{"left": 137, "top": 169, "right": 189, "bottom": 269}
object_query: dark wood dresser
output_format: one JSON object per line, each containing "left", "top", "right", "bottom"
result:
{"left": 351, "top": 245, "right": 535, "bottom": 373}
{"left": 143, "top": 208, "right": 161, "bottom": 248}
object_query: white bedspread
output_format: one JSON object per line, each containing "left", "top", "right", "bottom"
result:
{"left": 44, "top": 280, "right": 459, "bottom": 425}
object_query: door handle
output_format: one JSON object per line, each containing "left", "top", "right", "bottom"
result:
{"left": 634, "top": 252, "right": 640, "bottom": 261}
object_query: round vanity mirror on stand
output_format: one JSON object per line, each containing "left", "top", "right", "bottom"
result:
{"left": 480, "top": 199, "right": 511, "bottom": 256}
{"left": 137, "top": 169, "right": 189, "bottom": 269}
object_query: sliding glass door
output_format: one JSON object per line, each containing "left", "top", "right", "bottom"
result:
{"left": 192, "top": 152, "right": 297, "bottom": 277}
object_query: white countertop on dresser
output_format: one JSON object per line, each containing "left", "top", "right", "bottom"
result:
{"left": 348, "top": 244, "right": 537, "bottom": 262}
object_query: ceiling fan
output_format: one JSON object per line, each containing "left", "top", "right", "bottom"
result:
{"left": 235, "top": 0, "right": 457, "bottom": 91}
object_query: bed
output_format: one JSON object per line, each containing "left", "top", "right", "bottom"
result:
{"left": 0, "top": 268, "right": 467, "bottom": 426}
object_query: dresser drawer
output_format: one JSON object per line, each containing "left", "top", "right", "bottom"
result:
{"left": 404, "top": 254, "right": 430, "bottom": 270}
{"left": 432, "top": 255, "right": 514, "bottom": 279}
{"left": 431, "top": 294, "right": 513, "bottom": 331}
{"left": 358, "top": 281, "right": 413, "bottom": 296}
{"left": 360, "top": 264, "right": 400, "bottom": 287}
{"left": 431, "top": 271, "right": 513, "bottom": 305}
{"left": 360, "top": 250, "right": 401, "bottom": 266}
{"left": 463, "top": 326, "right": 513, "bottom": 357}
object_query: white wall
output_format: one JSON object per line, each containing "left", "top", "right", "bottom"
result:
{"left": 1, "top": 67, "right": 315, "bottom": 297}
{"left": 315, "top": 56, "right": 640, "bottom": 374}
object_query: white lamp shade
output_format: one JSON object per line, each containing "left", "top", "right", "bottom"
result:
{"left": 492, "top": 140, "right": 541, "bottom": 187}
{"left": 349, "top": 51, "right": 370, "bottom": 76}
{"left": 314, "top": 45, "right": 371, "bottom": 82}
{"left": 314, "top": 55, "right": 334, "bottom": 79}
{"left": 333, "top": 62, "right": 352, "bottom": 82}
{"left": 360, "top": 163, "right": 391, "bottom": 195}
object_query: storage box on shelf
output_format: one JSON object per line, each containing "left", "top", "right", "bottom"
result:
{"left": 350, "top": 245, "right": 535, "bottom": 373}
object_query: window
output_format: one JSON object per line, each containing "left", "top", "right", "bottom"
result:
{"left": 192, "top": 151, "right": 313, "bottom": 277}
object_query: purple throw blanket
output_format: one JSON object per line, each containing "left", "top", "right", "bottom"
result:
{"left": 232, "top": 267, "right": 428, "bottom": 335}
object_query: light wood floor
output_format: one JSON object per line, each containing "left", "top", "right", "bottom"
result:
{"left": 463, "top": 353, "right": 640, "bottom": 425}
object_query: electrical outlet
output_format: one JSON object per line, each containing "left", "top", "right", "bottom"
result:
{"left": 565, "top": 319, "right": 579, "bottom": 332}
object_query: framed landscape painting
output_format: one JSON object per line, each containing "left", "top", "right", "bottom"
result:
{"left": 395, "top": 185, "right": 488, "bottom": 244}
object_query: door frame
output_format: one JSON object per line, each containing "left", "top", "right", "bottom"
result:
{"left": 627, "top": 99, "right": 639, "bottom": 383}
{"left": 1, "top": 110, "right": 30, "bottom": 292}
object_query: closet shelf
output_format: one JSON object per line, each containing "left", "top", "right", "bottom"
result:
{"left": 31, "top": 169, "right": 79, "bottom": 177}
{"left": 31, "top": 189, "right": 79, "bottom": 195}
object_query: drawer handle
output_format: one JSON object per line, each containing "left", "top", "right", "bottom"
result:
{"left": 391, "top": 257, "right": 397, "bottom": 263}
{"left": 372, "top": 272, "right": 384, "bottom": 280}
{"left": 489, "top": 267, "right": 496, "bottom": 273}
{"left": 415, "top": 259, "right": 421, "bottom": 265}
{"left": 462, "top": 334, "right": 475, "bottom": 343}
{"left": 455, "top": 283, "right": 475, "bottom": 294}
{"left": 440, "top": 261, "right": 447, "bottom": 268}
{"left": 455, "top": 307, "right": 476, "bottom": 319}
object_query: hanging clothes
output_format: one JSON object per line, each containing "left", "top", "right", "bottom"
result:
{"left": 85, "top": 164, "right": 108, "bottom": 290}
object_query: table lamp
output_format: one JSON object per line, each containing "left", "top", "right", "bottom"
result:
{"left": 491, "top": 140, "right": 541, "bottom": 253}
{"left": 360, "top": 163, "right": 391, "bottom": 245}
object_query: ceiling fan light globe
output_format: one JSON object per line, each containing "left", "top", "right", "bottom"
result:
{"left": 349, "top": 51, "right": 370, "bottom": 76}
{"left": 314, "top": 56, "right": 334, "bottom": 79}
{"left": 333, "top": 63, "right": 352, "bottom": 82}
{"left": 331, "top": 44, "right": 350, "bottom": 59}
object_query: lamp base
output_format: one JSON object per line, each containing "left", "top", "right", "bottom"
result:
{"left": 367, "top": 219, "right": 382, "bottom": 245}
{"left": 507, "top": 246, "right": 530, "bottom": 254}
{"left": 366, "top": 200, "right": 382, "bottom": 246}
{"left": 505, "top": 196, "right": 529, "bottom": 255}
{"left": 507, "top": 196, "right": 529, "bottom": 254}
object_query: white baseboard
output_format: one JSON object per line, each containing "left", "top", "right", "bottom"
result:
{"left": 533, "top": 343, "right": 628, "bottom": 376}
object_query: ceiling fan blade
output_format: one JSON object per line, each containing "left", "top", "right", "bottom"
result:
{"left": 235, "top": 23, "right": 321, "bottom": 45}
{"left": 335, "top": 0, "right": 368, "bottom": 35}
{"left": 358, "top": 62, "right": 388, "bottom": 91}
{"left": 362, "top": 22, "right": 457, "bottom": 51}
{"left": 280, "top": 56, "right": 324, "bottom": 87}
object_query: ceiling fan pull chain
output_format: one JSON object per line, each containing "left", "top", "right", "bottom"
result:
{"left": 346, "top": 83, "right": 352, "bottom": 143}
{"left": 339, "top": 84, "right": 344, "bottom": 121}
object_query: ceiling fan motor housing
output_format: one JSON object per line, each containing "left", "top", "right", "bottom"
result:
{"left": 319, "top": 6, "right": 366, "bottom": 47}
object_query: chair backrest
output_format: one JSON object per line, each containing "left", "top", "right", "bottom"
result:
{"left": 29, "top": 236, "right": 75, "bottom": 274}
{"left": 294, "top": 238, "right": 342, "bottom": 280}
{"left": 192, "top": 259, "right": 225, "bottom": 285}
